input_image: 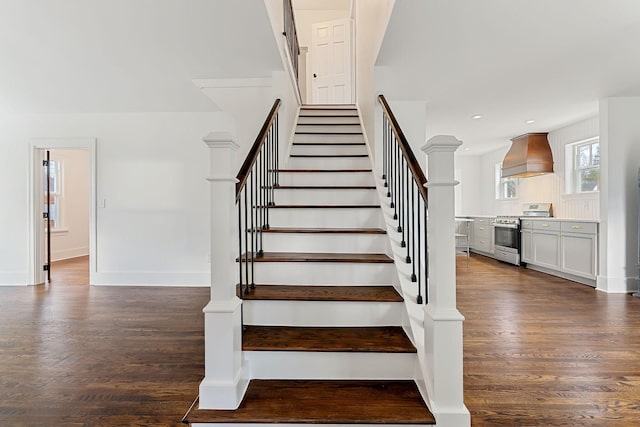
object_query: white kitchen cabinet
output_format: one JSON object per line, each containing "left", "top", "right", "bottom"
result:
{"left": 522, "top": 218, "right": 598, "bottom": 286}
{"left": 560, "top": 222, "right": 598, "bottom": 280}
{"left": 470, "top": 217, "right": 494, "bottom": 255}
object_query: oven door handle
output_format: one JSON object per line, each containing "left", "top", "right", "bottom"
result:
{"left": 492, "top": 223, "right": 519, "bottom": 229}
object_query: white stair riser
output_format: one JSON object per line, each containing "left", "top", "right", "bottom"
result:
{"left": 262, "top": 233, "right": 388, "bottom": 253}
{"left": 294, "top": 133, "right": 364, "bottom": 144}
{"left": 297, "top": 116, "right": 361, "bottom": 125}
{"left": 290, "top": 144, "right": 368, "bottom": 156}
{"left": 296, "top": 124, "right": 362, "bottom": 133}
{"left": 274, "top": 188, "right": 378, "bottom": 205}
{"left": 251, "top": 262, "right": 394, "bottom": 285}
{"left": 278, "top": 172, "right": 375, "bottom": 186}
{"left": 287, "top": 156, "right": 371, "bottom": 170}
{"left": 246, "top": 351, "right": 417, "bottom": 380}
{"left": 243, "top": 300, "right": 403, "bottom": 326}
{"left": 268, "top": 208, "right": 384, "bottom": 228}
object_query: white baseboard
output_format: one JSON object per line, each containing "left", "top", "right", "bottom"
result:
{"left": 0, "top": 271, "right": 29, "bottom": 286}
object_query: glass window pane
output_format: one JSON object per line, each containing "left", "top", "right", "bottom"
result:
{"left": 578, "top": 169, "right": 599, "bottom": 192}
{"left": 591, "top": 142, "right": 600, "bottom": 166}
{"left": 577, "top": 145, "right": 590, "bottom": 168}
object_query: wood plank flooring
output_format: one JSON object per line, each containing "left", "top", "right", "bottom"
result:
{"left": 459, "top": 254, "right": 640, "bottom": 427}
{"left": 2, "top": 255, "right": 640, "bottom": 426}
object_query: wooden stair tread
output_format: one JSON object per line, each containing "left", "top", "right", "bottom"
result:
{"left": 297, "top": 122, "right": 361, "bottom": 126}
{"left": 238, "top": 252, "right": 393, "bottom": 263}
{"left": 274, "top": 185, "right": 376, "bottom": 190}
{"left": 264, "top": 204, "right": 380, "bottom": 209}
{"left": 292, "top": 142, "right": 366, "bottom": 146}
{"left": 295, "top": 131, "right": 363, "bottom": 135}
{"left": 277, "top": 168, "right": 372, "bottom": 173}
{"left": 184, "top": 380, "right": 435, "bottom": 424}
{"left": 239, "top": 285, "right": 403, "bottom": 302}
{"left": 290, "top": 154, "right": 368, "bottom": 157}
{"left": 259, "top": 227, "right": 386, "bottom": 234}
{"left": 243, "top": 326, "right": 416, "bottom": 352}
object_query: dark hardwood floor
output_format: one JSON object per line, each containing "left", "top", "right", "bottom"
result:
{"left": 459, "top": 254, "right": 640, "bottom": 427}
{"left": 1, "top": 255, "right": 639, "bottom": 426}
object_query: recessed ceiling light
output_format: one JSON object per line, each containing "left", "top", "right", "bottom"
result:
{"left": 472, "top": 115, "right": 483, "bottom": 120}
{"left": 525, "top": 119, "right": 535, "bottom": 124}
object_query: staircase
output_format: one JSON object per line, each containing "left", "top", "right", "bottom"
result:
{"left": 185, "top": 105, "right": 435, "bottom": 425}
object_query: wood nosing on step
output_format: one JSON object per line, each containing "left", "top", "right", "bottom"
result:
{"left": 290, "top": 154, "right": 368, "bottom": 158}
{"left": 297, "top": 123, "right": 361, "bottom": 126}
{"left": 277, "top": 169, "right": 373, "bottom": 173}
{"left": 258, "top": 227, "right": 386, "bottom": 234}
{"left": 238, "top": 284, "right": 403, "bottom": 302}
{"left": 263, "top": 204, "right": 380, "bottom": 209}
{"left": 292, "top": 142, "right": 366, "bottom": 146}
{"left": 274, "top": 185, "right": 376, "bottom": 190}
{"left": 295, "top": 132, "right": 363, "bottom": 136}
{"left": 184, "top": 380, "right": 435, "bottom": 424}
{"left": 238, "top": 252, "right": 393, "bottom": 263}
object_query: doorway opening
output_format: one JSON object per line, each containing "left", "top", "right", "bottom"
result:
{"left": 292, "top": 0, "right": 355, "bottom": 105}
{"left": 29, "top": 139, "right": 97, "bottom": 286}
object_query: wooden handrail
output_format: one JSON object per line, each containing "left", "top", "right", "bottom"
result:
{"left": 378, "top": 95, "right": 428, "bottom": 201}
{"left": 236, "top": 99, "right": 281, "bottom": 199}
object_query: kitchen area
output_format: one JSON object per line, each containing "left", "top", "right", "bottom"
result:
{"left": 456, "top": 122, "right": 603, "bottom": 288}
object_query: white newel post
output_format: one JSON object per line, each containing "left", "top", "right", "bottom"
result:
{"left": 199, "top": 132, "right": 249, "bottom": 409}
{"left": 422, "top": 136, "right": 470, "bottom": 427}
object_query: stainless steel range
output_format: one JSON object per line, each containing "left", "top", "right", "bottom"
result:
{"left": 492, "top": 203, "right": 553, "bottom": 266}
{"left": 492, "top": 216, "right": 521, "bottom": 266}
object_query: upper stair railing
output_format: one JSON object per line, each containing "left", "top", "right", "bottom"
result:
{"left": 236, "top": 99, "right": 281, "bottom": 296}
{"left": 283, "top": 0, "right": 300, "bottom": 81}
{"left": 378, "top": 95, "right": 429, "bottom": 304}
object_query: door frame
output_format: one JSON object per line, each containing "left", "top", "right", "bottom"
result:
{"left": 310, "top": 18, "right": 354, "bottom": 104}
{"left": 28, "top": 138, "right": 97, "bottom": 285}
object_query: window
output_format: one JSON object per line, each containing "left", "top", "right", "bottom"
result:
{"left": 44, "top": 160, "right": 63, "bottom": 229}
{"left": 495, "top": 162, "right": 518, "bottom": 200}
{"left": 567, "top": 137, "right": 599, "bottom": 193}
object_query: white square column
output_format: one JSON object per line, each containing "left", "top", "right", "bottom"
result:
{"left": 422, "top": 135, "right": 470, "bottom": 427}
{"left": 199, "top": 132, "right": 249, "bottom": 409}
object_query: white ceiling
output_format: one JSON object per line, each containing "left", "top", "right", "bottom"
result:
{"left": 0, "top": 0, "right": 282, "bottom": 115}
{"left": 377, "top": 0, "right": 640, "bottom": 154}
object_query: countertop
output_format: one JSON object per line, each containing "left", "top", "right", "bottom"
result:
{"left": 519, "top": 217, "right": 600, "bottom": 223}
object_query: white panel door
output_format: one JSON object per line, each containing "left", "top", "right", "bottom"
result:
{"left": 311, "top": 19, "right": 352, "bottom": 104}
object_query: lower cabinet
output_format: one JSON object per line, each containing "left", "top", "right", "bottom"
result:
{"left": 470, "top": 217, "right": 494, "bottom": 254}
{"left": 521, "top": 219, "right": 598, "bottom": 284}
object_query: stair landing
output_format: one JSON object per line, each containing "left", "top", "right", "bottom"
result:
{"left": 184, "top": 380, "right": 436, "bottom": 425}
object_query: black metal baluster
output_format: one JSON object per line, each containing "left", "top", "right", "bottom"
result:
{"left": 387, "top": 122, "right": 392, "bottom": 199}
{"left": 405, "top": 164, "right": 411, "bottom": 261}
{"left": 275, "top": 114, "right": 279, "bottom": 188}
{"left": 270, "top": 123, "right": 276, "bottom": 206}
{"left": 238, "top": 197, "right": 243, "bottom": 296}
{"left": 393, "top": 144, "right": 399, "bottom": 219}
{"left": 410, "top": 178, "right": 417, "bottom": 275}
{"left": 398, "top": 151, "right": 404, "bottom": 237}
{"left": 258, "top": 151, "right": 264, "bottom": 257}
{"left": 416, "top": 192, "right": 423, "bottom": 304}
{"left": 244, "top": 187, "right": 249, "bottom": 295}
{"left": 382, "top": 115, "right": 387, "bottom": 183}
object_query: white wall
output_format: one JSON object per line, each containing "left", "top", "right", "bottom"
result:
{"left": 458, "top": 116, "right": 600, "bottom": 219}
{"left": 598, "top": 97, "right": 640, "bottom": 293}
{"left": 0, "top": 111, "right": 232, "bottom": 286}
{"left": 356, "top": 0, "right": 394, "bottom": 150}
{"left": 50, "top": 149, "right": 90, "bottom": 262}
